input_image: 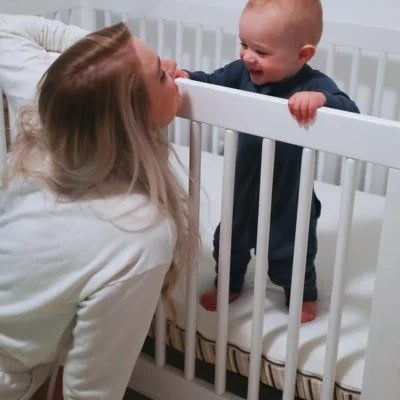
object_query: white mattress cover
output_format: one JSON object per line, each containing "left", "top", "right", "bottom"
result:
{"left": 170, "top": 144, "right": 384, "bottom": 392}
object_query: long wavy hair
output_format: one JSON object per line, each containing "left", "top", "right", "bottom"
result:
{"left": 4, "top": 23, "right": 198, "bottom": 308}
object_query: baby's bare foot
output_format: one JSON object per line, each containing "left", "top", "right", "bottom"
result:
{"left": 199, "top": 290, "right": 240, "bottom": 311}
{"left": 301, "top": 301, "right": 317, "bottom": 323}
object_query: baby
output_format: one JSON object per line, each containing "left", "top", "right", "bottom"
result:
{"left": 170, "top": 0, "right": 359, "bottom": 322}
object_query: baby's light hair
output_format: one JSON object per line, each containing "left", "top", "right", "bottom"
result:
{"left": 245, "top": 0, "right": 323, "bottom": 46}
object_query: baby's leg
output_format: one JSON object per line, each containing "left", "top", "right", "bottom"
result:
{"left": 270, "top": 258, "right": 318, "bottom": 323}
{"left": 200, "top": 225, "right": 251, "bottom": 312}
{"left": 201, "top": 133, "right": 262, "bottom": 312}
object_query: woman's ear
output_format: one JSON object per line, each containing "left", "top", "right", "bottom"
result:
{"left": 298, "top": 44, "right": 316, "bottom": 64}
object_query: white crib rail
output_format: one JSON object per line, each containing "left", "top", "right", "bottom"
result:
{"left": 138, "top": 79, "right": 400, "bottom": 400}
{"left": 177, "top": 80, "right": 400, "bottom": 169}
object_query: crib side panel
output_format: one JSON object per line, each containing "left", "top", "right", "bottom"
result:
{"left": 361, "top": 168, "right": 400, "bottom": 400}
{"left": 175, "top": 81, "right": 400, "bottom": 400}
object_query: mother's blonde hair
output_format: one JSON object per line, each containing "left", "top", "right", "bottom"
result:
{"left": 5, "top": 23, "right": 197, "bottom": 307}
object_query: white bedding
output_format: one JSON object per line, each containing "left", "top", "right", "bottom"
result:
{"left": 170, "top": 144, "right": 384, "bottom": 394}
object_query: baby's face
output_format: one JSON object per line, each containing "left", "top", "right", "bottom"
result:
{"left": 239, "top": 6, "right": 302, "bottom": 85}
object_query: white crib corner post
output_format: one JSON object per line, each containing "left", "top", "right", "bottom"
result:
{"left": 70, "top": 0, "right": 97, "bottom": 31}
{"left": 361, "top": 168, "right": 400, "bottom": 400}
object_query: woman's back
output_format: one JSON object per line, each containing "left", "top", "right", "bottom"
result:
{"left": 0, "top": 19, "right": 195, "bottom": 399}
{"left": 0, "top": 177, "right": 175, "bottom": 398}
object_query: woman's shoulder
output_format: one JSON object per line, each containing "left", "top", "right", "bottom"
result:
{"left": 0, "top": 184, "right": 175, "bottom": 299}
{"left": 2, "top": 180, "right": 175, "bottom": 260}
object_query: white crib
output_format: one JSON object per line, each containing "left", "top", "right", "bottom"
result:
{"left": 1, "top": 1, "right": 400, "bottom": 400}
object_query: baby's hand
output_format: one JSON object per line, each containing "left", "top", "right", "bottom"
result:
{"left": 160, "top": 59, "right": 189, "bottom": 79}
{"left": 288, "top": 91, "right": 326, "bottom": 124}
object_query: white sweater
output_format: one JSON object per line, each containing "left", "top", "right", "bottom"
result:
{"left": 0, "top": 15, "right": 176, "bottom": 400}
{"left": 0, "top": 14, "right": 88, "bottom": 137}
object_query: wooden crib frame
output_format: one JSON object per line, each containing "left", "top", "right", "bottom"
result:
{"left": 1, "top": 1, "right": 400, "bottom": 399}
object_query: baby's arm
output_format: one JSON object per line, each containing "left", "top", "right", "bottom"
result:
{"left": 161, "top": 59, "right": 244, "bottom": 88}
{"left": 288, "top": 91, "right": 326, "bottom": 124}
{"left": 288, "top": 75, "right": 359, "bottom": 124}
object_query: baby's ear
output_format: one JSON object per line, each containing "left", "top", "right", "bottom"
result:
{"left": 298, "top": 44, "right": 316, "bottom": 64}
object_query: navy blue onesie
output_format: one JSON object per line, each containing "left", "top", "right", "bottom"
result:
{"left": 188, "top": 60, "right": 359, "bottom": 303}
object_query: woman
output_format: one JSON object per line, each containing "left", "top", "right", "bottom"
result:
{"left": 0, "top": 22, "right": 196, "bottom": 400}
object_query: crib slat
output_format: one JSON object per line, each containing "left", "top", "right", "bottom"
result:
{"left": 104, "top": 11, "right": 112, "bottom": 27}
{"left": 195, "top": 24, "right": 203, "bottom": 70}
{"left": 139, "top": 16, "right": 146, "bottom": 42}
{"left": 70, "top": 6, "right": 97, "bottom": 31}
{"left": 326, "top": 44, "right": 336, "bottom": 77}
{"left": 364, "top": 52, "right": 387, "bottom": 193}
{"left": 120, "top": 12, "right": 128, "bottom": 23}
{"left": 194, "top": 26, "right": 206, "bottom": 151}
{"left": 345, "top": 48, "right": 361, "bottom": 188}
{"left": 175, "top": 21, "right": 184, "bottom": 69}
{"left": 184, "top": 122, "right": 202, "bottom": 380}
{"left": 316, "top": 152, "right": 326, "bottom": 182}
{"left": 282, "top": 148, "right": 316, "bottom": 400}
{"left": 211, "top": 27, "right": 223, "bottom": 154}
{"left": 247, "top": 139, "right": 275, "bottom": 400}
{"left": 215, "top": 130, "right": 238, "bottom": 395}
{"left": 321, "top": 158, "right": 357, "bottom": 399}
{"left": 0, "top": 90, "right": 7, "bottom": 181}
{"left": 157, "top": 19, "right": 165, "bottom": 58}
{"left": 67, "top": 9, "right": 73, "bottom": 24}
{"left": 155, "top": 299, "right": 166, "bottom": 367}
{"left": 372, "top": 52, "right": 387, "bottom": 118}
{"left": 211, "top": 126, "right": 220, "bottom": 155}
{"left": 235, "top": 40, "right": 241, "bottom": 60}
{"left": 153, "top": 126, "right": 169, "bottom": 368}
{"left": 174, "top": 21, "right": 184, "bottom": 145}
{"left": 54, "top": 11, "right": 61, "bottom": 21}
{"left": 349, "top": 48, "right": 361, "bottom": 100}
{"left": 317, "top": 44, "right": 336, "bottom": 182}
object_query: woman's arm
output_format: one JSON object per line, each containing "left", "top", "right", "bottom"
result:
{"left": 0, "top": 14, "right": 88, "bottom": 131}
{"left": 0, "top": 14, "right": 88, "bottom": 52}
{"left": 62, "top": 263, "right": 169, "bottom": 400}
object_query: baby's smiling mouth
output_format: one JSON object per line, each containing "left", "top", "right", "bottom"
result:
{"left": 248, "top": 68, "right": 263, "bottom": 75}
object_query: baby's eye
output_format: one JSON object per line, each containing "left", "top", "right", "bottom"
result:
{"left": 240, "top": 42, "right": 248, "bottom": 49}
{"left": 256, "top": 50, "right": 269, "bottom": 56}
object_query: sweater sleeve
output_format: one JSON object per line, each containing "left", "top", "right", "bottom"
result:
{"left": 62, "top": 262, "right": 169, "bottom": 400}
{"left": 0, "top": 14, "right": 89, "bottom": 134}
{"left": 0, "top": 14, "right": 88, "bottom": 52}
{"left": 309, "top": 72, "right": 360, "bottom": 113}
{"left": 188, "top": 59, "right": 245, "bottom": 89}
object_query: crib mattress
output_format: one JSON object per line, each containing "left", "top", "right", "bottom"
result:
{"left": 166, "top": 144, "right": 384, "bottom": 400}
